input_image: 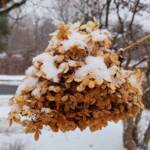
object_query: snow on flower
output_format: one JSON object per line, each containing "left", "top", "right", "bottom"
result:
{"left": 41, "top": 108, "right": 51, "bottom": 113}
{"left": 16, "top": 77, "right": 38, "bottom": 95}
{"left": 10, "top": 104, "right": 19, "bottom": 112}
{"left": 75, "top": 56, "right": 111, "bottom": 81}
{"left": 25, "top": 66, "right": 37, "bottom": 76}
{"left": 22, "top": 105, "right": 30, "bottom": 113}
{"left": 33, "top": 53, "right": 59, "bottom": 82}
{"left": 62, "top": 31, "right": 87, "bottom": 51}
{"left": 31, "top": 88, "right": 41, "bottom": 99}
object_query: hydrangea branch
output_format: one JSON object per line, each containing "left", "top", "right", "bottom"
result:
{"left": 123, "top": 34, "right": 150, "bottom": 52}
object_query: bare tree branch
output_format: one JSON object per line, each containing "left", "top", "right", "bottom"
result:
{"left": 105, "top": 0, "right": 112, "bottom": 28}
{"left": 144, "top": 87, "right": 150, "bottom": 95}
{"left": 114, "top": 0, "right": 124, "bottom": 33}
{"left": 131, "top": 57, "right": 150, "bottom": 69}
{"left": 0, "top": 0, "right": 27, "bottom": 14}
{"left": 122, "top": 34, "right": 150, "bottom": 53}
{"left": 129, "top": 0, "right": 140, "bottom": 31}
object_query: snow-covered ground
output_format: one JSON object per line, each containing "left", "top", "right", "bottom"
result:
{"left": 0, "top": 97, "right": 149, "bottom": 150}
{"left": 0, "top": 95, "right": 125, "bottom": 150}
{"left": 0, "top": 75, "right": 24, "bottom": 86}
{"left": 0, "top": 123, "right": 124, "bottom": 150}
{"left": 0, "top": 76, "right": 149, "bottom": 150}
{"left": 0, "top": 75, "right": 24, "bottom": 81}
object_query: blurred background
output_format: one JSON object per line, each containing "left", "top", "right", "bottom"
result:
{"left": 0, "top": 0, "right": 150, "bottom": 150}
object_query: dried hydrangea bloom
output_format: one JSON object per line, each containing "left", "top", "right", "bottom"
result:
{"left": 8, "top": 21, "right": 143, "bottom": 140}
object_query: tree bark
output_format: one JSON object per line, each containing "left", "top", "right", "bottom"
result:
{"left": 133, "top": 112, "right": 142, "bottom": 146}
{"left": 105, "top": 0, "right": 112, "bottom": 28}
{"left": 123, "top": 118, "right": 136, "bottom": 150}
{"left": 141, "top": 123, "right": 150, "bottom": 150}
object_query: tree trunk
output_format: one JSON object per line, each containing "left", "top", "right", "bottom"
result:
{"left": 141, "top": 123, "right": 150, "bottom": 150}
{"left": 123, "top": 118, "right": 136, "bottom": 150}
{"left": 105, "top": 0, "right": 111, "bottom": 28}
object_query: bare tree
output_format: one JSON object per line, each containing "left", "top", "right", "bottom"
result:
{"left": 73, "top": 0, "right": 106, "bottom": 23}
{"left": 0, "top": 13, "right": 56, "bottom": 75}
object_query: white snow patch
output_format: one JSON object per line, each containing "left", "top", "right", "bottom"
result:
{"left": 25, "top": 66, "right": 37, "bottom": 76}
{"left": 0, "top": 120, "right": 124, "bottom": 150}
{"left": 0, "top": 75, "right": 24, "bottom": 86}
{"left": 129, "top": 75, "right": 138, "bottom": 85}
{"left": 41, "top": 108, "right": 51, "bottom": 113}
{"left": 49, "top": 85, "right": 58, "bottom": 92}
{"left": 47, "top": 40, "right": 51, "bottom": 48}
{"left": 0, "top": 75, "right": 24, "bottom": 81}
{"left": 10, "top": 104, "right": 19, "bottom": 113}
{"left": 68, "top": 60, "right": 78, "bottom": 66}
{"left": 91, "top": 30, "right": 107, "bottom": 42}
{"left": 49, "top": 30, "right": 58, "bottom": 36}
{"left": 16, "top": 77, "right": 38, "bottom": 95}
{"left": 0, "top": 52, "right": 7, "bottom": 59}
{"left": 50, "top": 36, "right": 59, "bottom": 48}
{"left": 31, "top": 87, "right": 41, "bottom": 99}
{"left": 58, "top": 62, "right": 69, "bottom": 73}
{"left": 0, "top": 95, "right": 12, "bottom": 106}
{"left": 48, "top": 30, "right": 59, "bottom": 48}
{"left": 33, "top": 53, "right": 59, "bottom": 82}
{"left": 35, "top": 122, "right": 124, "bottom": 150}
{"left": 91, "top": 29, "right": 111, "bottom": 42}
{"left": 0, "top": 106, "right": 10, "bottom": 118}
{"left": 101, "top": 29, "right": 112, "bottom": 38}
{"left": 63, "top": 31, "right": 87, "bottom": 51}
{"left": 75, "top": 56, "right": 111, "bottom": 81}
{"left": 70, "top": 22, "right": 81, "bottom": 31}
{"left": 22, "top": 105, "right": 30, "bottom": 113}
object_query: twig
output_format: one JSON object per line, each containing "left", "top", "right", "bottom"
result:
{"left": 144, "top": 86, "right": 150, "bottom": 95}
{"left": 131, "top": 57, "right": 150, "bottom": 69}
{"left": 122, "top": 34, "right": 150, "bottom": 53}
{"left": 0, "top": 0, "right": 27, "bottom": 14}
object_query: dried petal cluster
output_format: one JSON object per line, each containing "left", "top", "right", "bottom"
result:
{"left": 8, "top": 21, "right": 143, "bottom": 140}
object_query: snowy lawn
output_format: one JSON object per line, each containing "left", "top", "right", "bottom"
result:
{"left": 0, "top": 75, "right": 24, "bottom": 81}
{"left": 0, "top": 123, "right": 124, "bottom": 150}
{"left": 0, "top": 95, "right": 125, "bottom": 150}
{"left": 0, "top": 96, "right": 149, "bottom": 150}
{"left": 0, "top": 75, "right": 24, "bottom": 86}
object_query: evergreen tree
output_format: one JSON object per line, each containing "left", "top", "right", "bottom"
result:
{"left": 0, "top": 13, "right": 9, "bottom": 51}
